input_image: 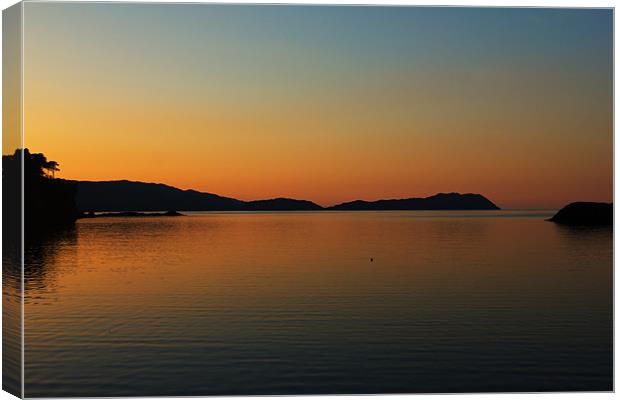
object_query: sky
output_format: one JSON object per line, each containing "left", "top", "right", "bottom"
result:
{"left": 15, "top": 3, "right": 613, "bottom": 208}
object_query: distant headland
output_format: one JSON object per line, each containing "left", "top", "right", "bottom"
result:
{"left": 70, "top": 179, "right": 501, "bottom": 212}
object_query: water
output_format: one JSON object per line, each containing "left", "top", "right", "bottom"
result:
{"left": 3, "top": 239, "right": 22, "bottom": 397}
{"left": 12, "top": 211, "right": 612, "bottom": 396}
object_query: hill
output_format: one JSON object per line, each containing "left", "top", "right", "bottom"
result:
{"left": 73, "top": 180, "right": 243, "bottom": 211}
{"left": 71, "top": 180, "right": 499, "bottom": 212}
{"left": 328, "top": 193, "right": 500, "bottom": 210}
{"left": 71, "top": 180, "right": 322, "bottom": 212}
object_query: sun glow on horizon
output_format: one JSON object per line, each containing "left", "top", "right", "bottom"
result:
{"left": 17, "top": 4, "right": 612, "bottom": 209}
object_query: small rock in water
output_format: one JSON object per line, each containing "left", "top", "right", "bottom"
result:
{"left": 548, "top": 202, "right": 612, "bottom": 225}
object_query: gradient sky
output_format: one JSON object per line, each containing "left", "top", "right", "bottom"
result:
{"left": 19, "top": 3, "right": 612, "bottom": 208}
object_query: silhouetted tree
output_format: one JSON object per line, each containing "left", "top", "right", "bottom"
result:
{"left": 43, "top": 160, "right": 60, "bottom": 178}
{"left": 3, "top": 149, "right": 78, "bottom": 234}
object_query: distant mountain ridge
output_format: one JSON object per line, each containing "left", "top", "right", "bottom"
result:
{"left": 69, "top": 180, "right": 500, "bottom": 212}
{"left": 73, "top": 180, "right": 244, "bottom": 211}
{"left": 71, "top": 180, "right": 323, "bottom": 212}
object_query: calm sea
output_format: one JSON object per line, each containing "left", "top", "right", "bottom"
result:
{"left": 8, "top": 210, "right": 613, "bottom": 396}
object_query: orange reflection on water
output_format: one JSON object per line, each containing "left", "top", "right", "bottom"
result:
{"left": 22, "top": 211, "right": 612, "bottom": 396}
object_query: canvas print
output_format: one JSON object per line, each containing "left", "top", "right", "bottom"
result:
{"left": 2, "top": 2, "right": 613, "bottom": 398}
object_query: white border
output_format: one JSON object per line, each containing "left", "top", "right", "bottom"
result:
{"left": 0, "top": 1, "right": 616, "bottom": 400}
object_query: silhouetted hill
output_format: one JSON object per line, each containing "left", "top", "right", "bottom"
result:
{"left": 328, "top": 193, "right": 500, "bottom": 210}
{"left": 70, "top": 180, "right": 499, "bottom": 212}
{"left": 72, "top": 180, "right": 243, "bottom": 211}
{"left": 548, "top": 202, "right": 612, "bottom": 225}
{"left": 71, "top": 180, "right": 323, "bottom": 212}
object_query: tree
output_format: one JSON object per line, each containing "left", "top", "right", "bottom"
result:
{"left": 43, "top": 160, "right": 60, "bottom": 179}
{"left": 3, "top": 148, "right": 78, "bottom": 230}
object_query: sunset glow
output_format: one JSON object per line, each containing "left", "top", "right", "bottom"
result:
{"left": 20, "top": 4, "right": 612, "bottom": 208}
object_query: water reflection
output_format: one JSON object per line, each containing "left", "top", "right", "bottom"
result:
{"left": 22, "top": 212, "right": 613, "bottom": 396}
{"left": 2, "top": 236, "right": 22, "bottom": 396}
{"left": 24, "top": 227, "right": 78, "bottom": 297}
{"left": 4, "top": 225, "right": 78, "bottom": 396}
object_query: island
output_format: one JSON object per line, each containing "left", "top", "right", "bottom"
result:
{"left": 328, "top": 193, "right": 500, "bottom": 211}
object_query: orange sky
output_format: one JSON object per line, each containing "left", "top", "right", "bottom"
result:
{"left": 11, "top": 4, "right": 613, "bottom": 208}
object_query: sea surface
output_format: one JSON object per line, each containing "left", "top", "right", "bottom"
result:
{"left": 8, "top": 210, "right": 613, "bottom": 396}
